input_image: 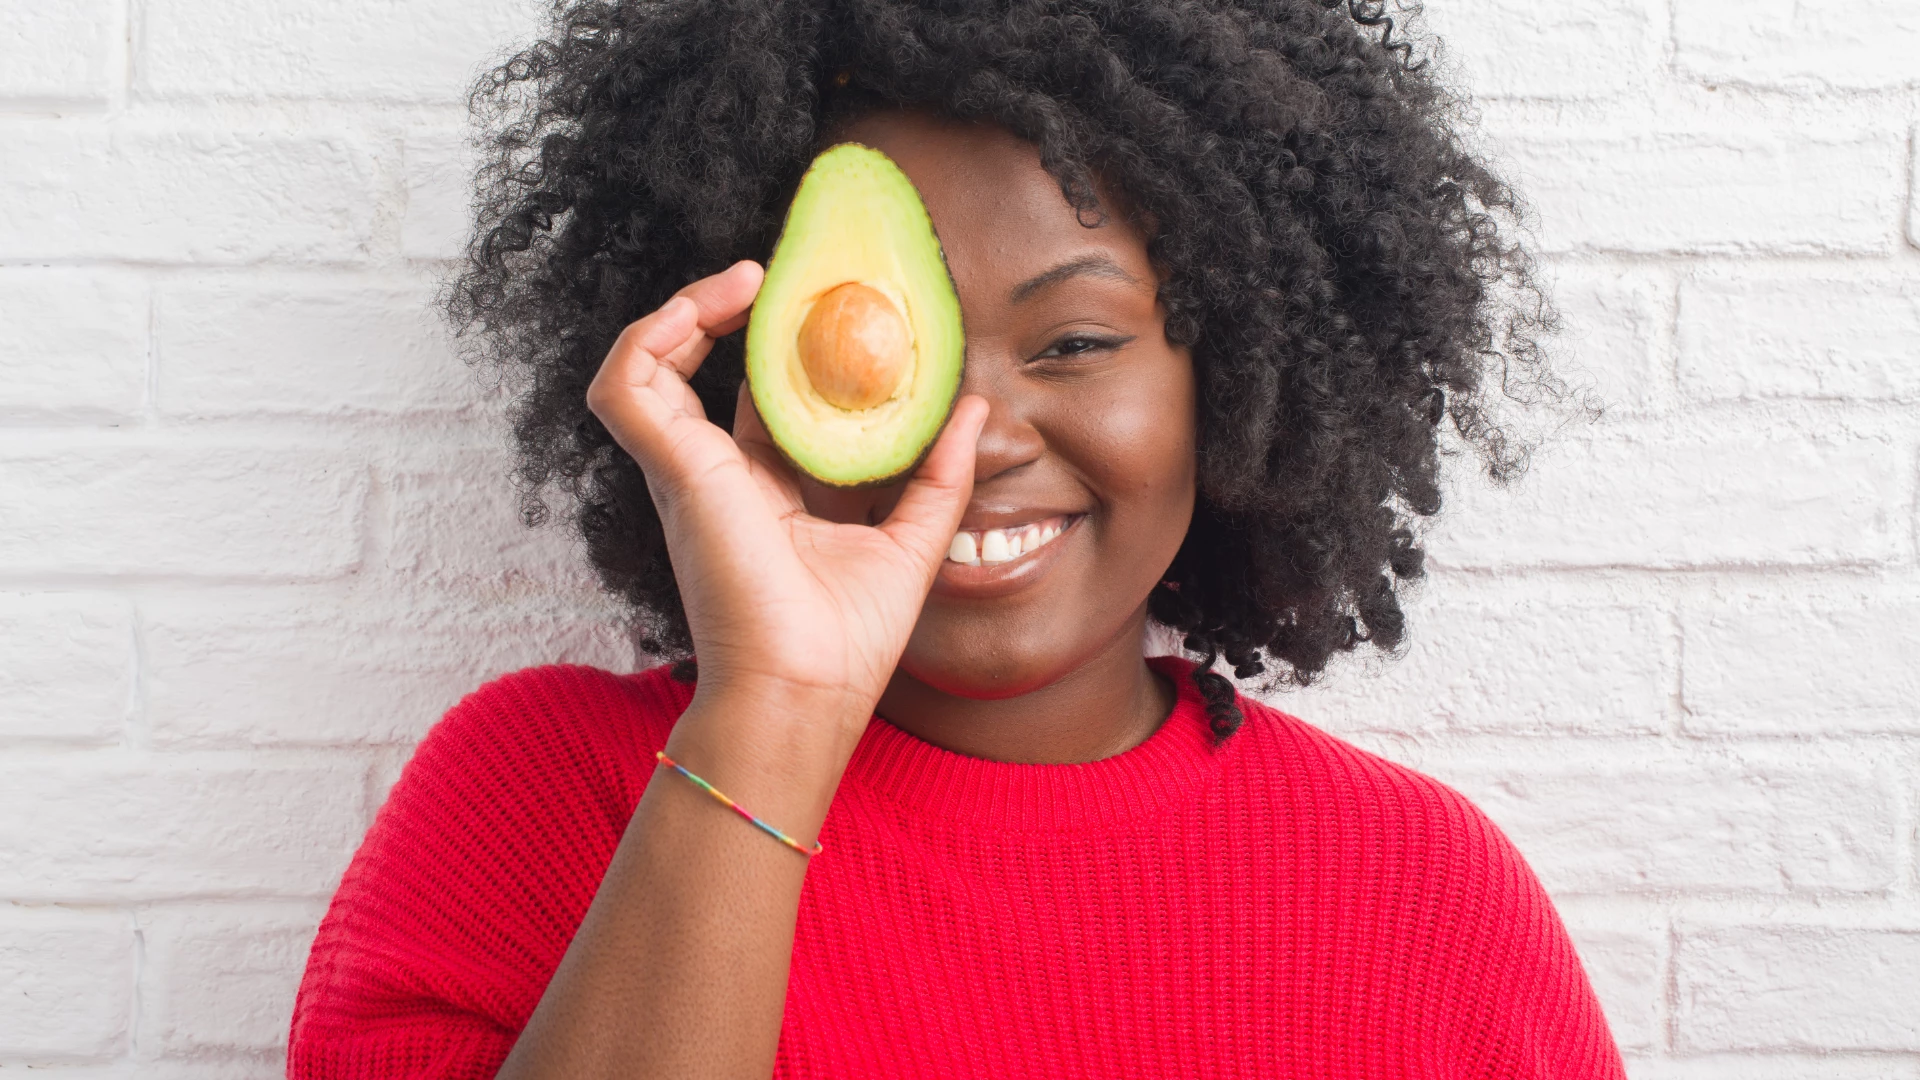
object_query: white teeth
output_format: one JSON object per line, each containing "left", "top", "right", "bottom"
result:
{"left": 948, "top": 531, "right": 978, "bottom": 564}
{"left": 980, "top": 529, "right": 1012, "bottom": 564}
{"left": 945, "top": 516, "right": 1074, "bottom": 565}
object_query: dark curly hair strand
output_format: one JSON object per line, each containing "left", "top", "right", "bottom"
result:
{"left": 447, "top": 0, "right": 1559, "bottom": 741}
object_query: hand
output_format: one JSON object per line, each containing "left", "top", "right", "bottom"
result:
{"left": 586, "top": 261, "right": 988, "bottom": 756}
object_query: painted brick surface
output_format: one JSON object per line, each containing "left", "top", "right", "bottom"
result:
{"left": 142, "top": 593, "right": 631, "bottom": 746}
{"left": 137, "top": 0, "right": 534, "bottom": 102}
{"left": 0, "top": 907, "right": 132, "bottom": 1059}
{"left": 1551, "top": 267, "right": 1669, "bottom": 414}
{"left": 1281, "top": 598, "right": 1666, "bottom": 736}
{"left": 0, "top": 758, "right": 365, "bottom": 901}
{"left": 1451, "top": 760, "right": 1899, "bottom": 895}
{"left": 1560, "top": 921, "right": 1664, "bottom": 1053}
{"left": 3, "top": 0, "right": 1918, "bottom": 1072}
{"left": 1431, "top": 428, "right": 1909, "bottom": 569}
{"left": 0, "top": 269, "right": 148, "bottom": 421}
{"left": 1678, "top": 270, "right": 1920, "bottom": 401}
{"left": 0, "top": 593, "right": 131, "bottom": 744}
{"left": 1675, "top": 924, "right": 1920, "bottom": 1051}
{"left": 1504, "top": 130, "right": 1902, "bottom": 255}
{"left": 1683, "top": 595, "right": 1920, "bottom": 735}
{"left": 401, "top": 131, "right": 475, "bottom": 260}
{"left": 155, "top": 276, "right": 470, "bottom": 416}
{"left": 1911, "top": 127, "right": 1919, "bottom": 249}
{"left": 136, "top": 904, "right": 326, "bottom": 1052}
{"left": 1419, "top": 0, "right": 1659, "bottom": 101}
{"left": 379, "top": 444, "right": 611, "bottom": 592}
{"left": 0, "top": 441, "right": 368, "bottom": 579}
{"left": 0, "top": 0, "right": 119, "bottom": 104}
{"left": 1674, "top": 0, "right": 1920, "bottom": 90}
{"left": 0, "top": 125, "right": 375, "bottom": 264}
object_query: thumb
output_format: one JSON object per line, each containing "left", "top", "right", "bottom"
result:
{"left": 878, "top": 396, "right": 990, "bottom": 567}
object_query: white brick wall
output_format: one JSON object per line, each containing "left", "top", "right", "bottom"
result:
{"left": 0, "top": 0, "right": 1912, "bottom": 1074}
{"left": 1272, "top": 3, "right": 1920, "bottom": 1074}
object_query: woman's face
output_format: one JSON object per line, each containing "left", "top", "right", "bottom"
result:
{"left": 797, "top": 110, "right": 1197, "bottom": 700}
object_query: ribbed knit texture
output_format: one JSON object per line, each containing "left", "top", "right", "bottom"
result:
{"left": 288, "top": 657, "right": 1627, "bottom": 1078}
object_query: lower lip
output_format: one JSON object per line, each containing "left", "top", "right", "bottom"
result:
{"left": 930, "top": 516, "right": 1083, "bottom": 600}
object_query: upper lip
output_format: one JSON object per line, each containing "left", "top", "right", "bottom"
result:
{"left": 953, "top": 506, "right": 1084, "bottom": 532}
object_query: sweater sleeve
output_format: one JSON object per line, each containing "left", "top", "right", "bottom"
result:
{"left": 287, "top": 664, "right": 683, "bottom": 1079}
{"left": 1443, "top": 795, "right": 1628, "bottom": 1080}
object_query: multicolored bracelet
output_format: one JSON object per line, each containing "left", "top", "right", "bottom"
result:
{"left": 654, "top": 750, "right": 824, "bottom": 857}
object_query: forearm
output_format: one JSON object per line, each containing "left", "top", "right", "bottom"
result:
{"left": 495, "top": 686, "right": 865, "bottom": 1080}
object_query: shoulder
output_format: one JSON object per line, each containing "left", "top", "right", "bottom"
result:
{"left": 416, "top": 660, "right": 692, "bottom": 773}
{"left": 358, "top": 659, "right": 696, "bottom": 901}
{"left": 1229, "top": 694, "right": 1626, "bottom": 1075}
{"left": 1230, "top": 693, "right": 1523, "bottom": 872}
{"left": 380, "top": 661, "right": 691, "bottom": 851}
{"left": 290, "top": 662, "right": 694, "bottom": 1060}
{"left": 1222, "top": 696, "right": 1557, "bottom": 965}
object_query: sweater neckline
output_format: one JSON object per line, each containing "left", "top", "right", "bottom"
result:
{"left": 843, "top": 655, "right": 1227, "bottom": 834}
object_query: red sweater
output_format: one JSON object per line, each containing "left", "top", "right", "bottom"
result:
{"left": 289, "top": 657, "right": 1626, "bottom": 1078}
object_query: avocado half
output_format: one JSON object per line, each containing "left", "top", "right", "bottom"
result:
{"left": 745, "top": 143, "right": 964, "bottom": 488}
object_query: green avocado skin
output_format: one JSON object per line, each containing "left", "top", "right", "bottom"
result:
{"left": 746, "top": 143, "right": 965, "bottom": 489}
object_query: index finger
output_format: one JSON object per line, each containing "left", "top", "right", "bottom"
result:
{"left": 672, "top": 260, "right": 765, "bottom": 342}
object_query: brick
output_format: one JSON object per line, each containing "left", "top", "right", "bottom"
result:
{"left": 1561, "top": 922, "right": 1662, "bottom": 1052}
{"left": 0, "top": 593, "right": 130, "bottom": 745}
{"left": 1624, "top": 1055, "right": 1920, "bottom": 1080}
{"left": 1911, "top": 128, "right": 1919, "bottom": 250}
{"left": 0, "top": 757, "right": 364, "bottom": 901}
{"left": 1419, "top": 0, "right": 1657, "bottom": 100}
{"left": 0, "top": 440, "right": 367, "bottom": 579}
{"left": 1549, "top": 266, "right": 1667, "bottom": 413}
{"left": 137, "top": 0, "right": 535, "bottom": 102}
{"left": 137, "top": 904, "right": 323, "bottom": 1052}
{"left": 381, "top": 446, "right": 612, "bottom": 595}
{"left": 12, "top": 1062, "right": 302, "bottom": 1080}
{"left": 402, "top": 131, "right": 474, "bottom": 260}
{"left": 0, "top": 124, "right": 374, "bottom": 264}
{"left": 1679, "top": 271, "right": 1920, "bottom": 401}
{"left": 1448, "top": 761, "right": 1897, "bottom": 895}
{"left": 1275, "top": 601, "right": 1665, "bottom": 736}
{"left": 1432, "top": 429, "right": 1907, "bottom": 569}
{"left": 155, "top": 277, "right": 473, "bottom": 416}
{"left": 0, "top": 0, "right": 118, "bottom": 104}
{"left": 1683, "top": 596, "right": 1920, "bottom": 735}
{"left": 0, "top": 906, "right": 132, "bottom": 1058}
{"left": 1676, "top": 0, "right": 1920, "bottom": 90}
{"left": 1676, "top": 924, "right": 1920, "bottom": 1050}
{"left": 144, "top": 594, "right": 632, "bottom": 746}
{"left": 1503, "top": 130, "right": 1901, "bottom": 256}
{"left": 0, "top": 269, "right": 146, "bottom": 421}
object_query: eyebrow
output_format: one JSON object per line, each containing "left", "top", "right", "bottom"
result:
{"left": 1007, "top": 253, "right": 1144, "bottom": 305}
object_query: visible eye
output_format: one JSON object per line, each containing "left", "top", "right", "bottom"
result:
{"left": 1033, "top": 333, "right": 1131, "bottom": 361}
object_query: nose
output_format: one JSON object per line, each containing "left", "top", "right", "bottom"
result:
{"left": 959, "top": 350, "right": 1045, "bottom": 485}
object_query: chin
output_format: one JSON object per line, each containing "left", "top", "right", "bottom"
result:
{"left": 894, "top": 636, "right": 1066, "bottom": 702}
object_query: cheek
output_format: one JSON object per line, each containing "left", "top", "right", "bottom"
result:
{"left": 1067, "top": 357, "right": 1197, "bottom": 517}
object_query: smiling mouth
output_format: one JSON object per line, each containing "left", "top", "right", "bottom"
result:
{"left": 944, "top": 514, "right": 1079, "bottom": 567}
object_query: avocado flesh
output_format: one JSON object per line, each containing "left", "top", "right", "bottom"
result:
{"left": 746, "top": 142, "right": 964, "bottom": 488}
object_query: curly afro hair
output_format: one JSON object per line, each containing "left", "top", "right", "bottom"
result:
{"left": 448, "top": 0, "right": 1558, "bottom": 739}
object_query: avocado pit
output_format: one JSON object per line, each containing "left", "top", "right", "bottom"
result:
{"left": 797, "top": 281, "right": 911, "bottom": 411}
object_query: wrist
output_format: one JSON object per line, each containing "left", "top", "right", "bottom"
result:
{"left": 671, "top": 678, "right": 874, "bottom": 791}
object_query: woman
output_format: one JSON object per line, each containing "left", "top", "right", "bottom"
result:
{"left": 291, "top": 1, "right": 1622, "bottom": 1076}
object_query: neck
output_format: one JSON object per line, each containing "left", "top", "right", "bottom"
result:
{"left": 875, "top": 610, "right": 1175, "bottom": 764}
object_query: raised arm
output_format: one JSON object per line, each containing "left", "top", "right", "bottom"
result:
{"left": 493, "top": 260, "right": 986, "bottom": 1079}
